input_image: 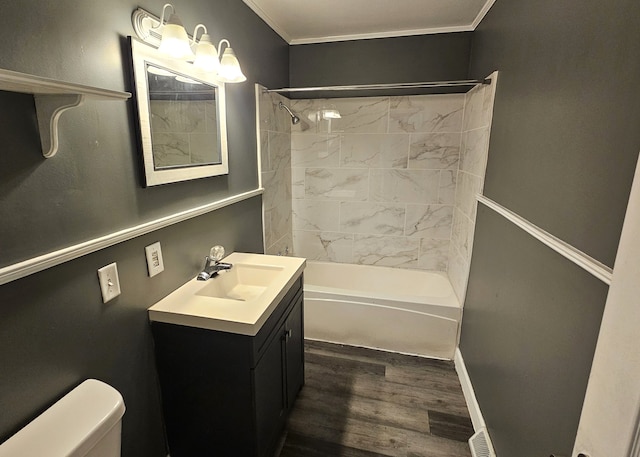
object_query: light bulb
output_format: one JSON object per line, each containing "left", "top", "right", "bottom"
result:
{"left": 219, "top": 47, "right": 246, "bottom": 83}
{"left": 193, "top": 34, "right": 220, "bottom": 72}
{"left": 157, "top": 13, "right": 195, "bottom": 60}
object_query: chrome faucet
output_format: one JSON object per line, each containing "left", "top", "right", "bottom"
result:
{"left": 197, "top": 246, "right": 233, "bottom": 281}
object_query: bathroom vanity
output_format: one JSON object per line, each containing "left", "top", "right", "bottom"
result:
{"left": 148, "top": 253, "right": 305, "bottom": 457}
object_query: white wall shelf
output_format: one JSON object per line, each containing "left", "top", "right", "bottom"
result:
{"left": 0, "top": 67, "right": 131, "bottom": 158}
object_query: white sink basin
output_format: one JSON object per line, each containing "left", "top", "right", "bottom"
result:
{"left": 148, "top": 253, "right": 305, "bottom": 335}
{"left": 195, "top": 264, "right": 284, "bottom": 301}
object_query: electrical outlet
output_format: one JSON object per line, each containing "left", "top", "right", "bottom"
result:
{"left": 145, "top": 242, "right": 165, "bottom": 277}
{"left": 97, "top": 263, "right": 121, "bottom": 303}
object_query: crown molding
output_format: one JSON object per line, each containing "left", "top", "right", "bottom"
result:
{"left": 289, "top": 25, "right": 474, "bottom": 45}
{"left": 242, "top": 0, "right": 292, "bottom": 44}
{"left": 244, "top": 0, "right": 497, "bottom": 45}
{"left": 471, "top": 0, "right": 499, "bottom": 29}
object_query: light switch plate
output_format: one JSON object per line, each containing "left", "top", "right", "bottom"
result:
{"left": 97, "top": 263, "right": 121, "bottom": 303}
{"left": 145, "top": 242, "right": 165, "bottom": 277}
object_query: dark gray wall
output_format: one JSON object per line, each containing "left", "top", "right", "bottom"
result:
{"left": 0, "top": 0, "right": 287, "bottom": 267}
{"left": 0, "top": 199, "right": 263, "bottom": 456}
{"left": 463, "top": 207, "right": 608, "bottom": 456}
{"left": 0, "top": 0, "right": 287, "bottom": 455}
{"left": 289, "top": 33, "right": 472, "bottom": 98}
{"left": 461, "top": 0, "right": 640, "bottom": 456}
{"left": 469, "top": 0, "right": 640, "bottom": 267}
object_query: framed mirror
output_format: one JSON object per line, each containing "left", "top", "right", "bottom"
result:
{"left": 129, "top": 38, "right": 228, "bottom": 187}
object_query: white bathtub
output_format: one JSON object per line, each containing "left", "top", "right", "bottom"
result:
{"left": 303, "top": 261, "right": 461, "bottom": 359}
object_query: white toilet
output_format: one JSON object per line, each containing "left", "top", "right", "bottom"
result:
{"left": 0, "top": 379, "right": 126, "bottom": 457}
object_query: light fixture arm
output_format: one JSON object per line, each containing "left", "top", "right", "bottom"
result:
{"left": 191, "top": 24, "right": 207, "bottom": 46}
{"left": 217, "top": 39, "right": 230, "bottom": 59}
{"left": 154, "top": 4, "right": 174, "bottom": 30}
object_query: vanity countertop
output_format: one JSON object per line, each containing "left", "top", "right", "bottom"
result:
{"left": 148, "top": 252, "right": 305, "bottom": 336}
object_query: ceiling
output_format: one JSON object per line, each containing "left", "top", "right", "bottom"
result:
{"left": 242, "top": 0, "right": 497, "bottom": 45}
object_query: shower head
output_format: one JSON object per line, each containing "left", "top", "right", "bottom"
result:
{"left": 278, "top": 101, "right": 300, "bottom": 125}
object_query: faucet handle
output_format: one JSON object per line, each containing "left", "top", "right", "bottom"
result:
{"left": 209, "top": 245, "right": 225, "bottom": 262}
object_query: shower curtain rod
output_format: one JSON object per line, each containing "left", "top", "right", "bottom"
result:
{"left": 265, "top": 79, "right": 490, "bottom": 93}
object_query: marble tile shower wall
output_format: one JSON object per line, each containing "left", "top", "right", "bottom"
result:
{"left": 289, "top": 94, "right": 466, "bottom": 271}
{"left": 448, "top": 72, "right": 498, "bottom": 300}
{"left": 258, "top": 88, "right": 293, "bottom": 256}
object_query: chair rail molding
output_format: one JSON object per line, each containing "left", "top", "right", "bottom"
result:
{"left": 0, "top": 188, "right": 263, "bottom": 285}
{"left": 477, "top": 194, "right": 613, "bottom": 285}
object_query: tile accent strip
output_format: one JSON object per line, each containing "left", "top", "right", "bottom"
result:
{"left": 0, "top": 188, "right": 263, "bottom": 286}
{"left": 477, "top": 194, "right": 613, "bottom": 285}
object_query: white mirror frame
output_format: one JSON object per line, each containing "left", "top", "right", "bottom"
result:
{"left": 130, "top": 38, "right": 229, "bottom": 187}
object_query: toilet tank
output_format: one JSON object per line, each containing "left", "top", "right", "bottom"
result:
{"left": 0, "top": 379, "right": 126, "bottom": 457}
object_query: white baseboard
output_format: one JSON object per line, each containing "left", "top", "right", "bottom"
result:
{"left": 454, "top": 347, "right": 486, "bottom": 432}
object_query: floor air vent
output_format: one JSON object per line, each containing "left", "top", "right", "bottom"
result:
{"left": 469, "top": 428, "right": 496, "bottom": 457}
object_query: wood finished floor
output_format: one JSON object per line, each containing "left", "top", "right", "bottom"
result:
{"left": 277, "top": 341, "right": 473, "bottom": 457}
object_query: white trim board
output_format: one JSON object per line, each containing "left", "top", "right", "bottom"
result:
{"left": 454, "top": 348, "right": 486, "bottom": 432}
{"left": 471, "top": 0, "right": 498, "bottom": 29}
{"left": 255, "top": 85, "right": 265, "bottom": 191}
{"left": 242, "top": 0, "right": 293, "bottom": 44}
{"left": 0, "top": 188, "right": 263, "bottom": 286}
{"left": 255, "top": 83, "right": 268, "bottom": 251}
{"left": 477, "top": 195, "right": 613, "bottom": 285}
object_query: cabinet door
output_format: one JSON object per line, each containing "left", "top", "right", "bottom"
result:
{"left": 285, "top": 295, "right": 304, "bottom": 407}
{"left": 254, "top": 324, "right": 286, "bottom": 457}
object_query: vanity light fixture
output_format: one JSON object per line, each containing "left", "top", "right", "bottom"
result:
{"left": 155, "top": 4, "right": 194, "bottom": 60}
{"left": 132, "top": 5, "right": 246, "bottom": 83}
{"left": 192, "top": 24, "right": 220, "bottom": 73}
{"left": 217, "top": 40, "right": 247, "bottom": 83}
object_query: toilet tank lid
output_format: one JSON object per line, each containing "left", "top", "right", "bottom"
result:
{"left": 0, "top": 379, "right": 126, "bottom": 457}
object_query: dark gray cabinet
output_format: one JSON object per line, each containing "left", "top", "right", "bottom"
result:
{"left": 151, "top": 276, "right": 304, "bottom": 457}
